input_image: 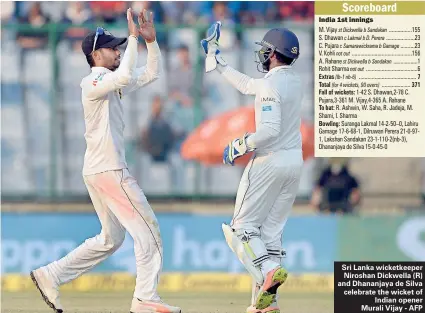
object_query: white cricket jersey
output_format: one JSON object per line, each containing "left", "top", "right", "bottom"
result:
{"left": 220, "top": 65, "right": 303, "bottom": 156}
{"left": 80, "top": 37, "right": 161, "bottom": 175}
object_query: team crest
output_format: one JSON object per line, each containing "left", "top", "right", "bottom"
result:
{"left": 291, "top": 47, "right": 298, "bottom": 54}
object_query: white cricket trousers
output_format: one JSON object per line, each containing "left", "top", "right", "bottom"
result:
{"left": 231, "top": 149, "right": 303, "bottom": 237}
{"left": 231, "top": 149, "right": 303, "bottom": 305}
{"left": 45, "top": 168, "right": 163, "bottom": 301}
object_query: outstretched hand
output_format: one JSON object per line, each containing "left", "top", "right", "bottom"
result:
{"left": 127, "top": 8, "right": 139, "bottom": 38}
{"left": 138, "top": 9, "right": 156, "bottom": 43}
{"left": 200, "top": 21, "right": 226, "bottom": 72}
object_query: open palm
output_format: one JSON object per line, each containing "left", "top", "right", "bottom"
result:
{"left": 138, "top": 9, "right": 156, "bottom": 43}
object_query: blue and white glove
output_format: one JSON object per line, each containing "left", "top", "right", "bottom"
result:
{"left": 201, "top": 21, "right": 227, "bottom": 73}
{"left": 223, "top": 133, "right": 253, "bottom": 166}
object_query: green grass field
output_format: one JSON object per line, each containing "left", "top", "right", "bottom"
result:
{"left": 1, "top": 291, "right": 333, "bottom": 313}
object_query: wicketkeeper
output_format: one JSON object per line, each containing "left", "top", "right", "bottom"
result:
{"left": 201, "top": 22, "right": 304, "bottom": 313}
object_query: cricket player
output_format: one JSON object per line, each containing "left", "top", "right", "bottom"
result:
{"left": 30, "top": 9, "right": 181, "bottom": 313}
{"left": 201, "top": 22, "right": 304, "bottom": 313}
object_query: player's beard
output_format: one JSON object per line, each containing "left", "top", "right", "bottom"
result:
{"left": 261, "top": 59, "right": 271, "bottom": 72}
{"left": 109, "top": 59, "right": 120, "bottom": 71}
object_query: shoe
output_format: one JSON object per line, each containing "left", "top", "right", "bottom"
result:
{"left": 247, "top": 304, "right": 280, "bottom": 313}
{"left": 255, "top": 266, "right": 288, "bottom": 310}
{"left": 130, "top": 298, "right": 181, "bottom": 313}
{"left": 30, "top": 267, "right": 63, "bottom": 313}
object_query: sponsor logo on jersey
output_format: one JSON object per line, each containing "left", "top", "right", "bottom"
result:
{"left": 262, "top": 105, "right": 272, "bottom": 111}
{"left": 261, "top": 97, "right": 276, "bottom": 102}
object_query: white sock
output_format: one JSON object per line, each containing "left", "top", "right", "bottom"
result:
{"left": 39, "top": 266, "right": 59, "bottom": 287}
{"left": 261, "top": 259, "right": 280, "bottom": 277}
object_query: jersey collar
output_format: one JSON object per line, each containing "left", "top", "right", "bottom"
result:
{"left": 91, "top": 67, "right": 112, "bottom": 73}
{"left": 264, "top": 65, "right": 291, "bottom": 78}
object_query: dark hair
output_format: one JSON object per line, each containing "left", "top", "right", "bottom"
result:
{"left": 177, "top": 44, "right": 189, "bottom": 52}
{"left": 86, "top": 54, "right": 95, "bottom": 67}
{"left": 275, "top": 51, "right": 294, "bottom": 66}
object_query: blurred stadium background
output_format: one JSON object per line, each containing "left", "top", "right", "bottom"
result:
{"left": 1, "top": 1, "right": 424, "bottom": 312}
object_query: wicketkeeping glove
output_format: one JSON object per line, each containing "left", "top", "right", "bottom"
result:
{"left": 223, "top": 133, "right": 253, "bottom": 166}
{"left": 200, "top": 21, "right": 227, "bottom": 73}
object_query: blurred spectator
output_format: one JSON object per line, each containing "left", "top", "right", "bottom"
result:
{"left": 16, "top": 2, "right": 50, "bottom": 50}
{"left": 62, "top": 2, "right": 93, "bottom": 25}
{"left": 239, "top": 2, "right": 279, "bottom": 25}
{"left": 89, "top": 1, "right": 126, "bottom": 24}
{"left": 61, "top": 2, "right": 93, "bottom": 51}
{"left": 1, "top": 1, "right": 15, "bottom": 24}
{"left": 11, "top": 0, "right": 314, "bottom": 30}
{"left": 161, "top": 2, "right": 184, "bottom": 24}
{"left": 167, "top": 44, "right": 196, "bottom": 149}
{"left": 199, "top": 2, "right": 236, "bottom": 26}
{"left": 166, "top": 44, "right": 200, "bottom": 194}
{"left": 161, "top": 2, "right": 202, "bottom": 25}
{"left": 197, "top": 1, "right": 241, "bottom": 23}
{"left": 1, "top": 1, "right": 16, "bottom": 44}
{"left": 140, "top": 95, "right": 175, "bottom": 163}
{"left": 279, "top": 2, "right": 314, "bottom": 21}
{"left": 212, "top": 2, "right": 236, "bottom": 25}
{"left": 311, "top": 158, "right": 361, "bottom": 214}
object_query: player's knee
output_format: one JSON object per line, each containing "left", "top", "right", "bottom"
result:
{"left": 101, "top": 231, "right": 125, "bottom": 252}
{"left": 111, "top": 231, "right": 126, "bottom": 250}
{"left": 233, "top": 225, "right": 261, "bottom": 241}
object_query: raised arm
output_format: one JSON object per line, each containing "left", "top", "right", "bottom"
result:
{"left": 128, "top": 40, "right": 162, "bottom": 91}
{"left": 82, "top": 9, "right": 139, "bottom": 99}
{"left": 123, "top": 9, "right": 162, "bottom": 94}
{"left": 201, "top": 21, "right": 258, "bottom": 95}
{"left": 217, "top": 65, "right": 257, "bottom": 95}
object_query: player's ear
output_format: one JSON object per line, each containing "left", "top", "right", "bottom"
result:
{"left": 93, "top": 50, "right": 100, "bottom": 60}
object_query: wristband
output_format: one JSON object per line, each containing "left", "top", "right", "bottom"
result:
{"left": 129, "top": 35, "right": 139, "bottom": 42}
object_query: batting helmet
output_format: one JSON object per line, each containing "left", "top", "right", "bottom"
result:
{"left": 255, "top": 28, "right": 300, "bottom": 73}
